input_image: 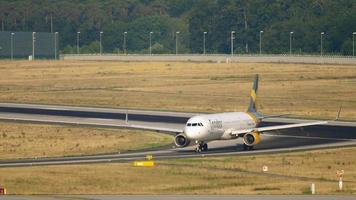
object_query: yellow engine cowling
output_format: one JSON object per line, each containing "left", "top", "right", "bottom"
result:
{"left": 243, "top": 131, "right": 261, "bottom": 146}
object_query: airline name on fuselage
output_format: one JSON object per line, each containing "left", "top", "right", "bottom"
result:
{"left": 210, "top": 119, "right": 223, "bottom": 129}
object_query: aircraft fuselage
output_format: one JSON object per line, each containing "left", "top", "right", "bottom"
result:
{"left": 184, "top": 112, "right": 257, "bottom": 142}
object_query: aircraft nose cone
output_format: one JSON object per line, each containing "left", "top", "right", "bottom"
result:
{"left": 184, "top": 128, "right": 197, "bottom": 139}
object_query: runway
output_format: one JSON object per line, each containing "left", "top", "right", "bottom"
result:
{"left": 0, "top": 103, "right": 356, "bottom": 167}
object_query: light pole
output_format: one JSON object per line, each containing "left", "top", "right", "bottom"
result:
{"left": 259, "top": 30, "right": 263, "bottom": 55}
{"left": 54, "top": 32, "right": 58, "bottom": 60}
{"left": 123, "top": 31, "right": 127, "bottom": 55}
{"left": 231, "top": 31, "right": 235, "bottom": 56}
{"left": 50, "top": 14, "right": 53, "bottom": 33}
{"left": 175, "top": 31, "right": 180, "bottom": 55}
{"left": 320, "top": 32, "right": 325, "bottom": 56}
{"left": 32, "top": 32, "right": 36, "bottom": 60}
{"left": 99, "top": 31, "right": 103, "bottom": 55}
{"left": 203, "top": 31, "right": 207, "bottom": 55}
{"left": 149, "top": 31, "right": 153, "bottom": 55}
{"left": 353, "top": 32, "right": 356, "bottom": 57}
{"left": 10, "top": 32, "right": 14, "bottom": 60}
{"left": 289, "top": 31, "right": 294, "bottom": 55}
{"left": 77, "top": 31, "right": 80, "bottom": 54}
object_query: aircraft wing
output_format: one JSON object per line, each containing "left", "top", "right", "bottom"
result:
{"left": 126, "top": 124, "right": 182, "bottom": 134}
{"left": 232, "top": 121, "right": 328, "bottom": 136}
{"left": 0, "top": 113, "right": 183, "bottom": 134}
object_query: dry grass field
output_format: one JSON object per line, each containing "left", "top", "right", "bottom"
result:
{"left": 0, "top": 146, "right": 355, "bottom": 195}
{"left": 0, "top": 122, "right": 172, "bottom": 159}
{"left": 0, "top": 60, "right": 355, "bottom": 195}
{"left": 0, "top": 61, "right": 355, "bottom": 120}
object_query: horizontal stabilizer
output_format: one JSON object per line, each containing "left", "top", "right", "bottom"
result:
{"left": 258, "top": 114, "right": 290, "bottom": 119}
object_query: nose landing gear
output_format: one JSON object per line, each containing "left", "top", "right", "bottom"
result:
{"left": 195, "top": 142, "right": 208, "bottom": 153}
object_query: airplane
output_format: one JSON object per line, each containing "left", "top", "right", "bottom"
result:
{"left": 173, "top": 74, "right": 327, "bottom": 152}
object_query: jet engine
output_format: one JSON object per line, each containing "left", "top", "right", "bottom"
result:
{"left": 174, "top": 134, "right": 191, "bottom": 147}
{"left": 243, "top": 131, "right": 261, "bottom": 146}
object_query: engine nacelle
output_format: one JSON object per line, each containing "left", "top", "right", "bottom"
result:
{"left": 243, "top": 131, "right": 261, "bottom": 146}
{"left": 174, "top": 134, "right": 191, "bottom": 147}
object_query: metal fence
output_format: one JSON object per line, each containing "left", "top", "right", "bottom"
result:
{"left": 0, "top": 31, "right": 57, "bottom": 59}
{"left": 61, "top": 54, "right": 356, "bottom": 65}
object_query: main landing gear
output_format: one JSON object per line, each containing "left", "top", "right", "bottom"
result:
{"left": 195, "top": 142, "right": 208, "bottom": 153}
{"left": 243, "top": 143, "right": 254, "bottom": 151}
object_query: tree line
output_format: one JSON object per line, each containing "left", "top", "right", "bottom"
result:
{"left": 0, "top": 0, "right": 355, "bottom": 55}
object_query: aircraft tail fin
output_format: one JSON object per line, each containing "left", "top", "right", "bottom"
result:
{"left": 247, "top": 74, "right": 259, "bottom": 113}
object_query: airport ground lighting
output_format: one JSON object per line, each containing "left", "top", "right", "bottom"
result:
{"left": 203, "top": 31, "right": 207, "bottom": 55}
{"left": 290, "top": 31, "right": 294, "bottom": 55}
{"left": 259, "top": 30, "right": 263, "bottom": 55}
{"left": 149, "top": 31, "right": 153, "bottom": 55}
{"left": 99, "top": 31, "right": 103, "bottom": 55}
{"left": 175, "top": 31, "right": 180, "bottom": 55}
{"left": 54, "top": 32, "right": 58, "bottom": 60}
{"left": 87, "top": 30, "right": 355, "bottom": 56}
{"left": 320, "top": 32, "right": 325, "bottom": 56}
{"left": 10, "top": 32, "right": 14, "bottom": 60}
{"left": 123, "top": 31, "right": 127, "bottom": 54}
{"left": 13, "top": 30, "right": 355, "bottom": 58}
{"left": 353, "top": 32, "right": 356, "bottom": 57}
{"left": 32, "top": 32, "right": 36, "bottom": 60}
{"left": 77, "top": 31, "right": 80, "bottom": 54}
{"left": 231, "top": 31, "right": 235, "bottom": 56}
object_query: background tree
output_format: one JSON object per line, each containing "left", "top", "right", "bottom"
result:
{"left": 0, "top": 0, "right": 354, "bottom": 55}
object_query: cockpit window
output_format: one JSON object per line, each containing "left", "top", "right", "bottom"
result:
{"left": 188, "top": 123, "right": 203, "bottom": 127}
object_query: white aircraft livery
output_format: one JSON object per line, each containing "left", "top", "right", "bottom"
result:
{"left": 174, "top": 74, "right": 327, "bottom": 152}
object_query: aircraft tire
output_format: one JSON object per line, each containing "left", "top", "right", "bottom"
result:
{"left": 202, "top": 143, "right": 208, "bottom": 151}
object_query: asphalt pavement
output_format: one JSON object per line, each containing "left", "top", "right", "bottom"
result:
{"left": 0, "top": 103, "right": 355, "bottom": 167}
